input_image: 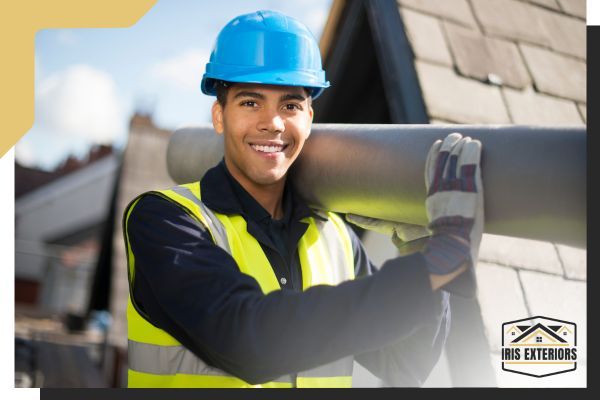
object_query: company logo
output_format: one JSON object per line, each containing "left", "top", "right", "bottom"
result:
{"left": 501, "top": 316, "right": 577, "bottom": 378}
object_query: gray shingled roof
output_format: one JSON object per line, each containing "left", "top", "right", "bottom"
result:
{"left": 399, "top": 0, "right": 586, "bottom": 125}
{"left": 397, "top": 0, "right": 586, "bottom": 386}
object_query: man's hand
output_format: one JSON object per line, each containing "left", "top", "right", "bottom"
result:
{"left": 421, "top": 132, "right": 484, "bottom": 278}
{"left": 345, "top": 214, "right": 430, "bottom": 256}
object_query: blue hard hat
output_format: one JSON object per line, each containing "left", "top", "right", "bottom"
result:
{"left": 201, "top": 10, "right": 330, "bottom": 99}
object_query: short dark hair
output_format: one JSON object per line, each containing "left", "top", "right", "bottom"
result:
{"left": 215, "top": 80, "right": 231, "bottom": 107}
{"left": 215, "top": 80, "right": 313, "bottom": 108}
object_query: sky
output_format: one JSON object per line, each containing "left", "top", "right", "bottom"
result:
{"left": 16, "top": 0, "right": 333, "bottom": 170}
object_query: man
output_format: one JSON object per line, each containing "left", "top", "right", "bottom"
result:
{"left": 123, "top": 10, "right": 483, "bottom": 388}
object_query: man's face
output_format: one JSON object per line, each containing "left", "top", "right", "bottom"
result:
{"left": 211, "top": 83, "right": 313, "bottom": 190}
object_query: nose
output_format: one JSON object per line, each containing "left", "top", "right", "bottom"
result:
{"left": 257, "top": 108, "right": 285, "bottom": 134}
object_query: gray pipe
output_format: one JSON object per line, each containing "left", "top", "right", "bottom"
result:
{"left": 167, "top": 124, "right": 586, "bottom": 248}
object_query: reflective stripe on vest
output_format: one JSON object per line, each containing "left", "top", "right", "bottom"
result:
{"left": 124, "top": 182, "right": 355, "bottom": 388}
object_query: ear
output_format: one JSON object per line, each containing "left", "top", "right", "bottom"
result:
{"left": 211, "top": 101, "right": 224, "bottom": 134}
{"left": 307, "top": 104, "right": 314, "bottom": 137}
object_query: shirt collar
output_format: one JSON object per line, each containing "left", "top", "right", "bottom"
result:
{"left": 199, "top": 159, "right": 325, "bottom": 223}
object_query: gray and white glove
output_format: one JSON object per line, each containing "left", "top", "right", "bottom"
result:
{"left": 345, "top": 214, "right": 431, "bottom": 256}
{"left": 421, "top": 132, "right": 484, "bottom": 275}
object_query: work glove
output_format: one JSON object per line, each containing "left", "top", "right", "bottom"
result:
{"left": 421, "top": 132, "right": 484, "bottom": 276}
{"left": 345, "top": 214, "right": 431, "bottom": 256}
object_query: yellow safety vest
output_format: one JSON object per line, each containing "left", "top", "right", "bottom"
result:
{"left": 124, "top": 182, "right": 356, "bottom": 388}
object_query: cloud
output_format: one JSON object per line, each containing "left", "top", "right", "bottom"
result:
{"left": 15, "top": 140, "right": 37, "bottom": 167}
{"left": 148, "top": 49, "right": 209, "bottom": 92}
{"left": 35, "top": 64, "right": 125, "bottom": 144}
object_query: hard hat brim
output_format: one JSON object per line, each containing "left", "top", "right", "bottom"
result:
{"left": 201, "top": 69, "right": 330, "bottom": 99}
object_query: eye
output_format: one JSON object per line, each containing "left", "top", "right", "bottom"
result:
{"left": 284, "top": 103, "right": 302, "bottom": 111}
{"left": 240, "top": 100, "right": 258, "bottom": 107}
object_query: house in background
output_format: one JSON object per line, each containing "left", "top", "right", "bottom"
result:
{"left": 15, "top": 145, "right": 119, "bottom": 313}
{"left": 15, "top": 145, "right": 119, "bottom": 387}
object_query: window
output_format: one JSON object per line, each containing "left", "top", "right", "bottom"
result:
{"left": 536, "top": 336, "right": 542, "bottom": 343}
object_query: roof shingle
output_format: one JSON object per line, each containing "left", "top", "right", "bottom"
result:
{"left": 478, "top": 234, "right": 564, "bottom": 275}
{"left": 557, "top": 0, "right": 587, "bottom": 19}
{"left": 519, "top": 43, "right": 586, "bottom": 102}
{"left": 397, "top": 0, "right": 478, "bottom": 28}
{"left": 527, "top": 0, "right": 561, "bottom": 11}
{"left": 415, "top": 60, "right": 510, "bottom": 123}
{"left": 444, "top": 21, "right": 531, "bottom": 88}
{"left": 470, "top": 0, "right": 552, "bottom": 46}
{"left": 536, "top": 6, "right": 586, "bottom": 59}
{"left": 555, "top": 244, "right": 587, "bottom": 280}
{"left": 400, "top": 7, "right": 453, "bottom": 66}
{"left": 503, "top": 86, "right": 584, "bottom": 125}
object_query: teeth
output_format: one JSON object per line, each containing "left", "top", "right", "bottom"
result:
{"left": 251, "top": 144, "right": 284, "bottom": 153}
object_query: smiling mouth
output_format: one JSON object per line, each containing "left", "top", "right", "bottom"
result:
{"left": 250, "top": 144, "right": 289, "bottom": 153}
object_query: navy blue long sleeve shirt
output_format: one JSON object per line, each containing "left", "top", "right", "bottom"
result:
{"left": 126, "top": 160, "right": 450, "bottom": 386}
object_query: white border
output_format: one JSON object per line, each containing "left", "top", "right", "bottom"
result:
{"left": 1, "top": 148, "right": 38, "bottom": 398}
{"left": 589, "top": 0, "right": 599, "bottom": 25}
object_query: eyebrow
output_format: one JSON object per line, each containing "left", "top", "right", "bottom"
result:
{"left": 280, "top": 93, "right": 307, "bottom": 102}
{"left": 232, "top": 91, "right": 307, "bottom": 102}
{"left": 233, "top": 91, "right": 265, "bottom": 100}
